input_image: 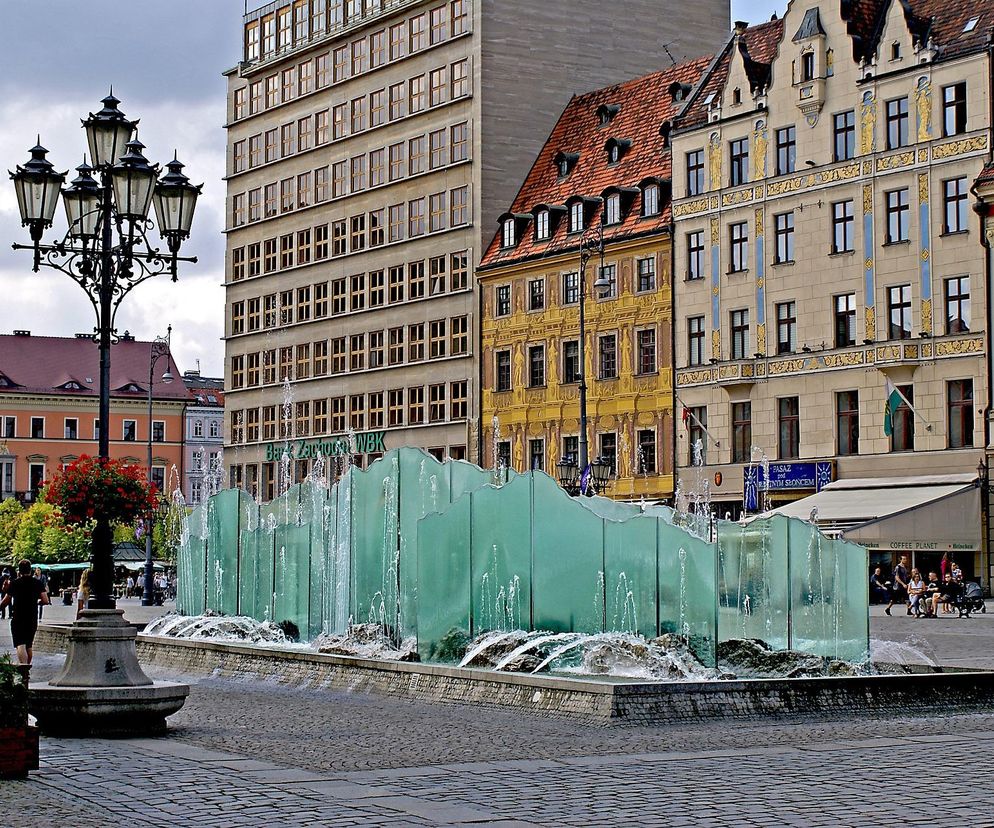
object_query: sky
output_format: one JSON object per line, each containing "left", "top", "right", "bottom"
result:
{"left": 0, "top": 0, "right": 780, "bottom": 377}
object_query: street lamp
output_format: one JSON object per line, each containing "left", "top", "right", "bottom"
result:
{"left": 143, "top": 327, "right": 173, "bottom": 606}
{"left": 9, "top": 93, "right": 201, "bottom": 612}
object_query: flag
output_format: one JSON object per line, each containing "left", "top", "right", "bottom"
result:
{"left": 682, "top": 407, "right": 690, "bottom": 427}
{"left": 579, "top": 463, "right": 592, "bottom": 495}
{"left": 883, "top": 377, "right": 904, "bottom": 436}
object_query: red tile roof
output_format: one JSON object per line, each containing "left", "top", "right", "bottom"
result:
{"left": 479, "top": 55, "right": 714, "bottom": 269}
{"left": 977, "top": 160, "right": 994, "bottom": 188}
{"left": 0, "top": 333, "right": 187, "bottom": 400}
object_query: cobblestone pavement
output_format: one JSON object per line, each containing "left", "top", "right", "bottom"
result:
{"left": 4, "top": 606, "right": 994, "bottom": 826}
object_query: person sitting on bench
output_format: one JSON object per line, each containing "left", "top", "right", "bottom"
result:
{"left": 931, "top": 572, "right": 963, "bottom": 617}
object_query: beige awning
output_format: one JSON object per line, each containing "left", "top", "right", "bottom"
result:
{"left": 762, "top": 474, "right": 980, "bottom": 550}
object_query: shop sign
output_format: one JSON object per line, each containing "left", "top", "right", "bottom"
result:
{"left": 743, "top": 461, "right": 833, "bottom": 510}
{"left": 875, "top": 540, "right": 977, "bottom": 553}
{"left": 264, "top": 431, "right": 386, "bottom": 462}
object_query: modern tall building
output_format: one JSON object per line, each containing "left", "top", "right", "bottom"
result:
{"left": 670, "top": 2, "right": 992, "bottom": 576}
{"left": 222, "top": 0, "right": 730, "bottom": 493}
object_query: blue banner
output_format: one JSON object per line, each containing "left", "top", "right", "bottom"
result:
{"left": 743, "top": 461, "right": 834, "bottom": 511}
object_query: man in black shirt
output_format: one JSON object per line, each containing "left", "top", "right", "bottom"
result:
{"left": 930, "top": 572, "right": 963, "bottom": 617}
{"left": 0, "top": 559, "right": 50, "bottom": 665}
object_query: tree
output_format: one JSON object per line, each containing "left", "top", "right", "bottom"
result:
{"left": 0, "top": 499, "right": 23, "bottom": 560}
{"left": 12, "top": 503, "right": 53, "bottom": 561}
{"left": 13, "top": 503, "right": 90, "bottom": 564}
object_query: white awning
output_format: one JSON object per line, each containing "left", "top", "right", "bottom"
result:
{"left": 762, "top": 474, "right": 980, "bottom": 549}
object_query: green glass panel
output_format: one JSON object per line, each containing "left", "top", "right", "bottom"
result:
{"left": 416, "top": 496, "right": 471, "bottom": 661}
{"left": 205, "top": 489, "right": 241, "bottom": 615}
{"left": 658, "top": 519, "right": 717, "bottom": 666}
{"left": 237, "top": 499, "right": 261, "bottom": 618}
{"left": 273, "top": 521, "right": 310, "bottom": 635}
{"left": 787, "top": 515, "right": 837, "bottom": 655}
{"left": 577, "top": 493, "right": 643, "bottom": 522}
{"left": 352, "top": 457, "right": 400, "bottom": 633}
{"left": 531, "top": 474, "right": 605, "bottom": 633}
{"left": 834, "top": 536, "right": 870, "bottom": 662}
{"left": 324, "top": 473, "right": 352, "bottom": 635}
{"left": 603, "top": 515, "right": 657, "bottom": 638}
{"left": 469, "top": 476, "right": 532, "bottom": 636}
{"left": 716, "top": 517, "right": 789, "bottom": 650}
{"left": 448, "top": 458, "right": 495, "bottom": 502}
{"left": 177, "top": 503, "right": 206, "bottom": 616}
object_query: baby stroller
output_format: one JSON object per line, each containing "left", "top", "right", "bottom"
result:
{"left": 955, "top": 581, "right": 987, "bottom": 618}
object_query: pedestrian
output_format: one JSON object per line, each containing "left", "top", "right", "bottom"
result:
{"left": 34, "top": 567, "right": 48, "bottom": 620}
{"left": 940, "top": 552, "right": 949, "bottom": 581}
{"left": 76, "top": 569, "right": 91, "bottom": 619}
{"left": 907, "top": 569, "right": 926, "bottom": 617}
{"left": 886, "top": 555, "right": 910, "bottom": 616}
{"left": 0, "top": 559, "right": 50, "bottom": 665}
{"left": 869, "top": 567, "right": 890, "bottom": 604}
{"left": 951, "top": 560, "right": 963, "bottom": 582}
{"left": 126, "top": 575, "right": 135, "bottom": 598}
{"left": 0, "top": 568, "right": 11, "bottom": 620}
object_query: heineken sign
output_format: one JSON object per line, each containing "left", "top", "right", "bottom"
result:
{"left": 264, "top": 431, "right": 386, "bottom": 462}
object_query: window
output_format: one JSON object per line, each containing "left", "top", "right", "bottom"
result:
{"left": 495, "top": 350, "right": 511, "bottom": 392}
{"left": 604, "top": 193, "right": 621, "bottom": 225}
{"left": 281, "top": 123, "right": 296, "bottom": 157}
{"left": 389, "top": 265, "right": 405, "bottom": 302}
{"left": 233, "top": 87, "right": 247, "bottom": 119}
{"left": 529, "top": 439, "right": 545, "bottom": 472}
{"left": 562, "top": 435, "right": 579, "bottom": 465}
{"left": 886, "top": 189, "right": 910, "bottom": 243}
{"left": 948, "top": 379, "right": 974, "bottom": 448}
{"left": 450, "top": 251, "right": 468, "bottom": 291}
{"left": 429, "top": 67, "right": 447, "bottom": 107}
{"left": 529, "top": 279, "right": 545, "bottom": 311}
{"left": 388, "top": 204, "right": 404, "bottom": 242}
{"left": 409, "top": 13, "right": 427, "bottom": 51}
{"left": 370, "top": 269, "right": 385, "bottom": 306}
{"left": 451, "top": 59, "right": 470, "bottom": 98}
{"left": 232, "top": 247, "right": 245, "bottom": 281}
{"left": 350, "top": 333, "right": 366, "bottom": 371}
{"left": 450, "top": 186, "right": 468, "bottom": 225}
{"left": 451, "top": 122, "right": 468, "bottom": 162}
{"left": 687, "top": 150, "right": 704, "bottom": 195}
{"left": 369, "top": 331, "right": 385, "bottom": 369}
{"left": 495, "top": 285, "right": 511, "bottom": 317}
{"left": 351, "top": 38, "right": 367, "bottom": 75}
{"left": 408, "top": 197, "right": 426, "bottom": 236}
{"left": 687, "top": 407, "right": 707, "bottom": 465}
{"left": 801, "top": 51, "right": 815, "bottom": 81}
{"left": 729, "top": 138, "right": 749, "bottom": 186}
{"left": 943, "top": 177, "right": 968, "bottom": 234}
{"left": 729, "top": 221, "right": 748, "bottom": 272}
{"left": 388, "top": 389, "right": 404, "bottom": 426}
{"left": 562, "top": 272, "right": 579, "bottom": 305}
{"left": 637, "top": 257, "right": 656, "bottom": 292}
{"left": 688, "top": 316, "right": 706, "bottom": 366}
{"left": 528, "top": 344, "right": 545, "bottom": 387}
{"left": 643, "top": 184, "right": 660, "bottom": 216}
{"left": 351, "top": 273, "right": 366, "bottom": 311}
{"left": 636, "top": 328, "right": 656, "bottom": 374}
{"left": 888, "top": 284, "right": 912, "bottom": 340}
{"left": 429, "top": 128, "right": 448, "bottom": 170}
{"left": 350, "top": 214, "right": 366, "bottom": 250}
{"left": 828, "top": 390, "right": 860, "bottom": 457}
{"left": 731, "top": 402, "right": 751, "bottom": 463}
{"left": 945, "top": 276, "right": 970, "bottom": 334}
{"left": 232, "top": 193, "right": 246, "bottom": 227}
{"left": 563, "top": 340, "right": 580, "bottom": 383}
{"left": 64, "top": 417, "right": 79, "bottom": 440}
{"left": 886, "top": 97, "right": 909, "bottom": 149}
{"left": 123, "top": 419, "right": 137, "bottom": 442}
{"left": 687, "top": 231, "right": 704, "bottom": 280}
{"left": 331, "top": 338, "right": 346, "bottom": 373}
{"left": 569, "top": 201, "right": 584, "bottom": 233}
{"left": 778, "top": 397, "right": 799, "bottom": 459}
{"left": 429, "top": 319, "right": 446, "bottom": 359}
{"left": 428, "top": 384, "right": 446, "bottom": 423}
{"left": 598, "top": 334, "right": 617, "bottom": 379}
{"left": 331, "top": 397, "right": 346, "bottom": 433}
{"left": 598, "top": 264, "right": 617, "bottom": 299}
{"left": 450, "top": 315, "right": 468, "bottom": 355}
{"left": 890, "top": 385, "right": 914, "bottom": 452}
{"left": 730, "top": 309, "right": 749, "bottom": 359}
{"left": 350, "top": 395, "right": 365, "bottom": 432}
{"left": 775, "top": 126, "right": 796, "bottom": 175}
{"left": 835, "top": 293, "right": 857, "bottom": 347}
{"left": 2, "top": 416, "right": 13, "bottom": 438}
{"left": 389, "top": 21, "right": 405, "bottom": 60}
{"left": 832, "top": 200, "right": 854, "bottom": 253}
{"left": 31, "top": 416, "right": 44, "bottom": 438}
{"left": 599, "top": 433, "right": 617, "bottom": 476}
{"left": 351, "top": 95, "right": 366, "bottom": 132}
{"left": 774, "top": 212, "right": 794, "bottom": 263}
{"left": 451, "top": 0, "right": 468, "bottom": 35}
{"left": 430, "top": 5, "right": 447, "bottom": 43}
{"left": 943, "top": 82, "right": 967, "bottom": 136}
{"left": 409, "top": 76, "right": 426, "bottom": 113}
{"left": 637, "top": 430, "right": 656, "bottom": 474}
{"left": 408, "top": 323, "right": 425, "bottom": 361}
{"left": 776, "top": 301, "right": 796, "bottom": 354}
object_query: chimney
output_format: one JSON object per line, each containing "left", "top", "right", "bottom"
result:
{"left": 734, "top": 20, "right": 748, "bottom": 35}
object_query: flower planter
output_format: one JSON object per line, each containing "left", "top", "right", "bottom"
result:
{"left": 0, "top": 725, "right": 39, "bottom": 778}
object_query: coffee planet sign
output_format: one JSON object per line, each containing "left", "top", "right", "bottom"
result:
{"left": 264, "top": 431, "right": 386, "bottom": 462}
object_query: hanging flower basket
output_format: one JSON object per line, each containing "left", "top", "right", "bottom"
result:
{"left": 43, "top": 455, "right": 158, "bottom": 526}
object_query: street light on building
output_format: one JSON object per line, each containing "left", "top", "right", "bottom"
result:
{"left": 9, "top": 93, "right": 200, "bottom": 610}
{"left": 556, "top": 213, "right": 611, "bottom": 495}
{"left": 143, "top": 327, "right": 172, "bottom": 606}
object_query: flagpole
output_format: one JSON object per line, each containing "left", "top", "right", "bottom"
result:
{"left": 674, "top": 394, "right": 722, "bottom": 448}
{"left": 885, "top": 375, "right": 934, "bottom": 432}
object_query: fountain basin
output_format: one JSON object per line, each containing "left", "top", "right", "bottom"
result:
{"left": 31, "top": 626, "right": 994, "bottom": 725}
{"left": 30, "top": 681, "right": 190, "bottom": 737}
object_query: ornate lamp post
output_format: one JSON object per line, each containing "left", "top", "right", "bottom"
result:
{"left": 556, "top": 213, "right": 611, "bottom": 496}
{"left": 9, "top": 93, "right": 200, "bottom": 611}
{"left": 8, "top": 93, "right": 199, "bottom": 735}
{"left": 143, "top": 327, "right": 173, "bottom": 606}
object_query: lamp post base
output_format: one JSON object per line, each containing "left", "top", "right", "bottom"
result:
{"left": 29, "top": 609, "right": 189, "bottom": 737}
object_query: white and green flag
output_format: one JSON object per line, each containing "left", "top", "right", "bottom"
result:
{"left": 883, "top": 377, "right": 907, "bottom": 436}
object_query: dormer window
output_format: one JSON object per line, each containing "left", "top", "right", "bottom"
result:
{"left": 501, "top": 218, "right": 516, "bottom": 248}
{"left": 569, "top": 201, "right": 584, "bottom": 233}
{"left": 801, "top": 52, "right": 815, "bottom": 81}
{"left": 554, "top": 151, "right": 579, "bottom": 179}
{"left": 668, "top": 82, "right": 692, "bottom": 102}
{"left": 0, "top": 375, "right": 8, "bottom": 388}
{"left": 604, "top": 138, "right": 631, "bottom": 165}
{"left": 597, "top": 103, "right": 620, "bottom": 127}
{"left": 604, "top": 194, "right": 621, "bottom": 225}
{"left": 643, "top": 184, "right": 660, "bottom": 217}
{"left": 61, "top": 381, "right": 83, "bottom": 391}
{"left": 122, "top": 383, "right": 142, "bottom": 394}
{"left": 964, "top": 16, "right": 980, "bottom": 33}
{"left": 535, "top": 210, "right": 550, "bottom": 240}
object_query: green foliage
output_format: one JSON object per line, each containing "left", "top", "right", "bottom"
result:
{"left": 12, "top": 503, "right": 91, "bottom": 563}
{"left": 0, "top": 498, "right": 24, "bottom": 560}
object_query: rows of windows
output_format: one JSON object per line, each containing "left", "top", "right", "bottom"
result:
{"left": 491, "top": 259, "right": 657, "bottom": 318}
{"left": 0, "top": 414, "right": 173, "bottom": 442}
{"left": 492, "top": 328, "right": 657, "bottom": 392}
{"left": 230, "top": 315, "right": 470, "bottom": 390}
{"left": 231, "top": 154, "right": 470, "bottom": 230}
{"left": 229, "top": 381, "right": 470, "bottom": 445}
{"left": 240, "top": 0, "right": 469, "bottom": 102}
{"left": 499, "top": 429, "right": 658, "bottom": 477}
{"left": 685, "top": 275, "right": 971, "bottom": 366}
{"left": 684, "top": 82, "right": 969, "bottom": 194}
{"left": 231, "top": 251, "right": 469, "bottom": 337}
{"left": 683, "top": 177, "right": 970, "bottom": 279}
{"left": 716, "top": 379, "right": 975, "bottom": 466}
{"left": 231, "top": 92, "right": 469, "bottom": 183}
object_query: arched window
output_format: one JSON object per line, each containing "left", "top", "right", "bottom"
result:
{"left": 501, "top": 217, "right": 516, "bottom": 248}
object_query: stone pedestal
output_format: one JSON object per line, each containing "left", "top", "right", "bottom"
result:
{"left": 30, "top": 609, "right": 189, "bottom": 737}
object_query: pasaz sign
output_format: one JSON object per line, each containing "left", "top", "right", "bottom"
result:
{"left": 264, "top": 431, "right": 386, "bottom": 462}
{"left": 743, "top": 461, "right": 833, "bottom": 510}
